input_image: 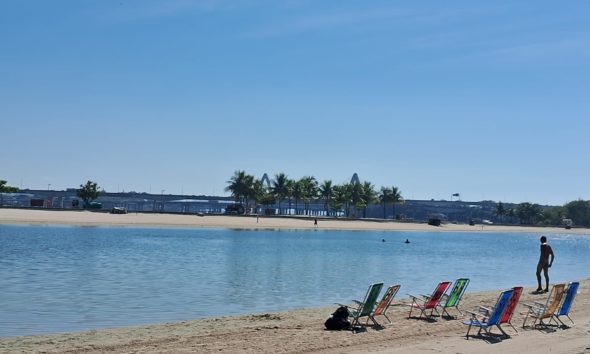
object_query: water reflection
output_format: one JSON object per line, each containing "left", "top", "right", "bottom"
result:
{"left": 0, "top": 225, "right": 589, "bottom": 337}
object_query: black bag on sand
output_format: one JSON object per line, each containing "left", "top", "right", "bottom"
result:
{"left": 324, "top": 306, "right": 351, "bottom": 330}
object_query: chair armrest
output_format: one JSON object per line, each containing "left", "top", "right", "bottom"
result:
{"left": 465, "top": 309, "right": 488, "bottom": 322}
{"left": 478, "top": 306, "right": 492, "bottom": 316}
{"left": 521, "top": 302, "right": 543, "bottom": 309}
{"left": 521, "top": 303, "right": 544, "bottom": 314}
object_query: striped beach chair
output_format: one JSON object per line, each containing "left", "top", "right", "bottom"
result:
{"left": 438, "top": 278, "right": 470, "bottom": 318}
{"left": 373, "top": 284, "right": 401, "bottom": 324}
{"left": 408, "top": 281, "right": 452, "bottom": 320}
{"left": 347, "top": 283, "right": 384, "bottom": 327}
{"left": 553, "top": 281, "right": 579, "bottom": 327}
{"left": 464, "top": 288, "right": 514, "bottom": 339}
{"left": 522, "top": 283, "right": 566, "bottom": 328}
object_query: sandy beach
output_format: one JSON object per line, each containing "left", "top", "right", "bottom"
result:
{"left": 1, "top": 208, "right": 589, "bottom": 235}
{"left": 1, "top": 209, "right": 589, "bottom": 353}
{"left": 1, "top": 281, "right": 588, "bottom": 354}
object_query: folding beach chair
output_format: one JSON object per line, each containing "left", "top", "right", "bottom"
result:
{"left": 553, "top": 281, "right": 579, "bottom": 327}
{"left": 372, "top": 284, "right": 401, "bottom": 324}
{"left": 438, "top": 278, "right": 470, "bottom": 318}
{"left": 346, "top": 283, "right": 384, "bottom": 327}
{"left": 463, "top": 288, "right": 514, "bottom": 339}
{"left": 479, "top": 286, "right": 523, "bottom": 333}
{"left": 408, "top": 281, "right": 452, "bottom": 320}
{"left": 522, "top": 283, "right": 566, "bottom": 328}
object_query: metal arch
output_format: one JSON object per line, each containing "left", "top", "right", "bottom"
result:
{"left": 261, "top": 173, "right": 271, "bottom": 189}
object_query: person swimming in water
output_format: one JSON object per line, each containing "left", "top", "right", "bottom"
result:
{"left": 404, "top": 239, "right": 410, "bottom": 244}
{"left": 536, "top": 235, "right": 555, "bottom": 293}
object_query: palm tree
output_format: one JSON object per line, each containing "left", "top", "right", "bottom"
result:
{"left": 360, "top": 181, "right": 377, "bottom": 218}
{"left": 389, "top": 186, "right": 404, "bottom": 220}
{"left": 516, "top": 202, "right": 543, "bottom": 225}
{"left": 225, "top": 170, "right": 255, "bottom": 211}
{"left": 291, "top": 180, "right": 303, "bottom": 215}
{"left": 285, "top": 178, "right": 294, "bottom": 215}
{"left": 507, "top": 208, "right": 516, "bottom": 224}
{"left": 379, "top": 187, "right": 393, "bottom": 219}
{"left": 495, "top": 201, "right": 506, "bottom": 223}
{"left": 379, "top": 186, "right": 403, "bottom": 220}
{"left": 336, "top": 183, "right": 356, "bottom": 217}
{"left": 318, "top": 180, "right": 334, "bottom": 216}
{"left": 255, "top": 179, "right": 275, "bottom": 214}
{"left": 271, "top": 173, "right": 289, "bottom": 215}
{"left": 225, "top": 170, "right": 247, "bottom": 203}
{"left": 0, "top": 180, "right": 18, "bottom": 193}
{"left": 332, "top": 184, "right": 350, "bottom": 217}
{"left": 300, "top": 176, "right": 318, "bottom": 215}
{"left": 347, "top": 182, "right": 364, "bottom": 218}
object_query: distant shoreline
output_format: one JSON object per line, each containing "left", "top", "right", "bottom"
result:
{"left": 1, "top": 208, "right": 588, "bottom": 235}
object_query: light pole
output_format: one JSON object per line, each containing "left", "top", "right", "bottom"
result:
{"left": 47, "top": 183, "right": 51, "bottom": 191}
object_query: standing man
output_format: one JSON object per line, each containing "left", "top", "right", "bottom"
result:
{"left": 536, "top": 235, "right": 555, "bottom": 293}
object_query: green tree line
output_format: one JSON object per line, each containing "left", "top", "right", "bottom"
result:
{"left": 225, "top": 171, "right": 403, "bottom": 218}
{"left": 494, "top": 200, "right": 590, "bottom": 227}
{"left": 0, "top": 180, "right": 19, "bottom": 193}
{"left": 226, "top": 172, "right": 590, "bottom": 226}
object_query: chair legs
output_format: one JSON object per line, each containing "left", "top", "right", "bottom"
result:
{"left": 506, "top": 321, "right": 519, "bottom": 333}
{"left": 465, "top": 324, "right": 473, "bottom": 339}
{"left": 442, "top": 306, "right": 458, "bottom": 319}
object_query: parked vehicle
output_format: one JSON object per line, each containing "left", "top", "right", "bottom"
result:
{"left": 110, "top": 207, "right": 127, "bottom": 214}
{"left": 225, "top": 203, "right": 245, "bottom": 215}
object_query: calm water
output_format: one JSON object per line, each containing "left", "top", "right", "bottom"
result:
{"left": 1, "top": 224, "right": 589, "bottom": 337}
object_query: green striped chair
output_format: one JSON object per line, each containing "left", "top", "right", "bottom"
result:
{"left": 438, "top": 278, "right": 470, "bottom": 318}
{"left": 348, "top": 283, "right": 384, "bottom": 327}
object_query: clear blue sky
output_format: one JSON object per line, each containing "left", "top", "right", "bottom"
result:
{"left": 1, "top": 1, "right": 589, "bottom": 205}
